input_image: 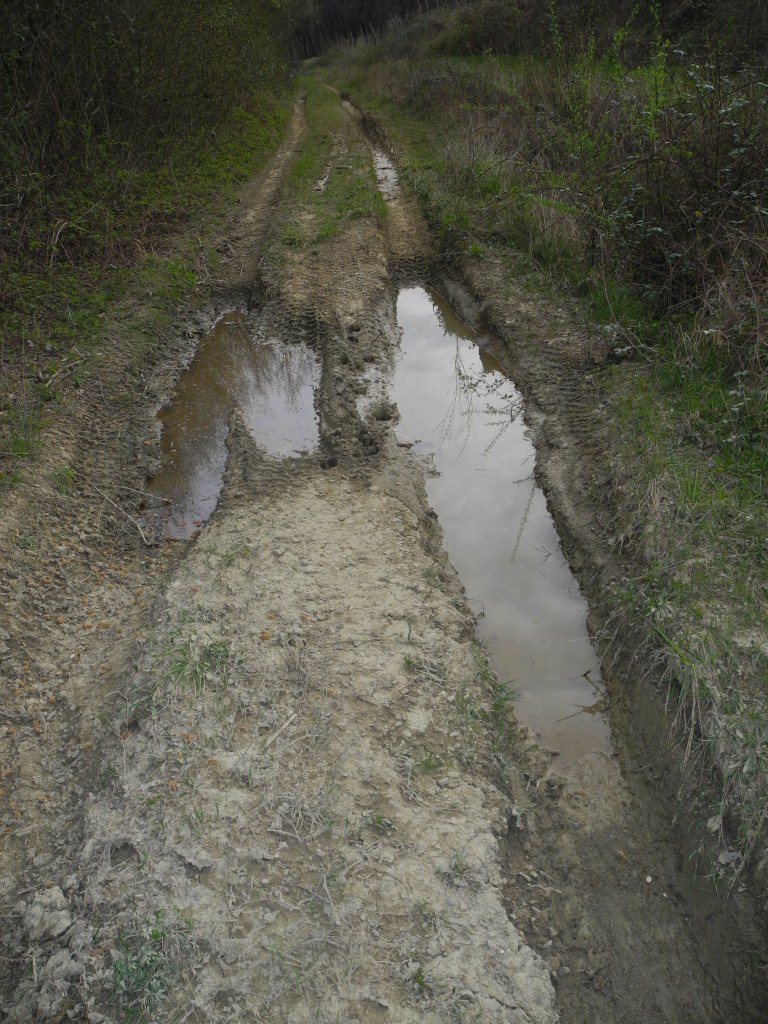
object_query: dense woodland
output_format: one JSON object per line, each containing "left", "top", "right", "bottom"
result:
{"left": 290, "top": 0, "right": 440, "bottom": 56}
{"left": 1, "top": 0, "right": 305, "bottom": 272}
{"left": 294, "top": 0, "right": 768, "bottom": 58}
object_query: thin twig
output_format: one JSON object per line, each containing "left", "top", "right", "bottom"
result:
{"left": 322, "top": 874, "right": 337, "bottom": 923}
{"left": 44, "top": 359, "right": 85, "bottom": 389}
{"left": 264, "top": 712, "right": 297, "bottom": 749}
{"left": 118, "top": 483, "right": 175, "bottom": 504}
{"left": 93, "top": 487, "right": 150, "bottom": 545}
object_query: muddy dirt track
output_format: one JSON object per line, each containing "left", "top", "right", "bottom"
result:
{"left": 1, "top": 94, "right": 765, "bottom": 1023}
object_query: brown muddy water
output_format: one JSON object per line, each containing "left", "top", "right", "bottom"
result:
{"left": 142, "top": 311, "right": 319, "bottom": 539}
{"left": 393, "top": 286, "right": 612, "bottom": 765}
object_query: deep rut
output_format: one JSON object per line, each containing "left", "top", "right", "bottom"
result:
{"left": 0, "top": 85, "right": 764, "bottom": 1024}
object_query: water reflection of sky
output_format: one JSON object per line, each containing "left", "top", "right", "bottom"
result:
{"left": 144, "top": 312, "right": 319, "bottom": 539}
{"left": 393, "top": 287, "right": 612, "bottom": 764}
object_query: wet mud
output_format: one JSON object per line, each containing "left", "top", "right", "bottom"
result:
{"left": 142, "top": 311, "right": 319, "bottom": 539}
{"left": 1, "top": 88, "right": 765, "bottom": 1024}
{"left": 392, "top": 286, "right": 611, "bottom": 765}
{"left": 372, "top": 147, "right": 401, "bottom": 201}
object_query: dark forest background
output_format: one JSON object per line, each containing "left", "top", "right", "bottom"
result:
{"left": 2, "top": 0, "right": 765, "bottom": 285}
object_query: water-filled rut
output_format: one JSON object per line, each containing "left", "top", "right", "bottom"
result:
{"left": 393, "top": 286, "right": 611, "bottom": 764}
{"left": 5, "top": 84, "right": 759, "bottom": 1024}
{"left": 142, "top": 311, "right": 319, "bottom": 538}
{"left": 145, "top": 285, "right": 611, "bottom": 763}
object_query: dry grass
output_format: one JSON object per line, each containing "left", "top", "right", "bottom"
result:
{"left": 320, "top": 5, "right": 768, "bottom": 878}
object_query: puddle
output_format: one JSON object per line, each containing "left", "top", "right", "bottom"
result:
{"left": 372, "top": 148, "right": 400, "bottom": 200}
{"left": 143, "top": 311, "right": 319, "bottom": 539}
{"left": 392, "top": 287, "right": 612, "bottom": 764}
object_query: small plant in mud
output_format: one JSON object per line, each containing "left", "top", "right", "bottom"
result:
{"left": 96, "top": 762, "right": 120, "bottom": 790}
{"left": 451, "top": 851, "right": 470, "bottom": 877}
{"left": 402, "top": 651, "right": 447, "bottom": 683}
{"left": 365, "top": 811, "right": 395, "bottom": 833}
{"left": 114, "top": 674, "right": 161, "bottom": 727}
{"left": 214, "top": 545, "right": 247, "bottom": 567}
{"left": 51, "top": 465, "right": 75, "bottom": 494}
{"left": 109, "top": 909, "right": 192, "bottom": 1022}
{"left": 451, "top": 654, "right": 522, "bottom": 776}
{"left": 476, "top": 649, "right": 518, "bottom": 707}
{"left": 156, "top": 633, "right": 235, "bottom": 693}
{"left": 446, "top": 850, "right": 478, "bottom": 888}
{"left": 418, "top": 750, "right": 446, "bottom": 773}
{"left": 455, "top": 687, "right": 484, "bottom": 722}
{"left": 412, "top": 899, "right": 438, "bottom": 930}
{"left": 412, "top": 964, "right": 430, "bottom": 992}
{"left": 402, "top": 955, "right": 433, "bottom": 998}
{"left": 186, "top": 802, "right": 207, "bottom": 835}
{"left": 489, "top": 678, "right": 520, "bottom": 727}
{"left": 447, "top": 1002, "right": 484, "bottom": 1024}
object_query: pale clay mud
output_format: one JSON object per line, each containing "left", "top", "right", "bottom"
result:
{"left": 1, "top": 99, "right": 558, "bottom": 1023}
{"left": 1, "top": 93, "right": 764, "bottom": 1024}
{"left": 86, "top": 458, "right": 555, "bottom": 1024}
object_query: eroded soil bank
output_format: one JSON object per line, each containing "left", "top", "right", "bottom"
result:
{"left": 0, "top": 89, "right": 765, "bottom": 1024}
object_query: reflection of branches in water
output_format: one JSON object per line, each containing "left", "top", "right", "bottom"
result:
{"left": 557, "top": 674, "right": 609, "bottom": 722}
{"left": 510, "top": 479, "right": 537, "bottom": 568}
{"left": 210, "top": 319, "right": 317, "bottom": 408}
{"left": 438, "top": 343, "right": 523, "bottom": 453}
{"left": 238, "top": 336, "right": 319, "bottom": 406}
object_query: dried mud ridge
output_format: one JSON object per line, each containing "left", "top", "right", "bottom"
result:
{"left": 0, "top": 96, "right": 765, "bottom": 1024}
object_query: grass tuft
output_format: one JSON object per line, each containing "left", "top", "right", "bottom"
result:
{"left": 155, "top": 633, "right": 235, "bottom": 694}
{"left": 109, "top": 909, "right": 192, "bottom": 1023}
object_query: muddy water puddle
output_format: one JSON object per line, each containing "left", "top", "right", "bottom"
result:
{"left": 143, "top": 311, "right": 319, "bottom": 539}
{"left": 393, "top": 287, "right": 611, "bottom": 763}
{"left": 371, "top": 148, "right": 400, "bottom": 200}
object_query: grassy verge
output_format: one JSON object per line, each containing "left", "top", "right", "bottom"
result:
{"left": 0, "top": 97, "right": 289, "bottom": 501}
{"left": 316, "top": 7, "right": 768, "bottom": 878}
{"left": 603, "top": 357, "right": 768, "bottom": 872}
{"left": 272, "top": 75, "right": 385, "bottom": 255}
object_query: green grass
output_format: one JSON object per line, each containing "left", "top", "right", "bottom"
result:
{"left": 606, "top": 360, "right": 767, "bottom": 625}
{"left": 51, "top": 466, "right": 75, "bottom": 494}
{"left": 599, "top": 355, "right": 768, "bottom": 874}
{"left": 0, "top": 95, "right": 290, "bottom": 500}
{"left": 274, "top": 76, "right": 386, "bottom": 252}
{"left": 156, "top": 634, "right": 235, "bottom": 694}
{"left": 109, "top": 909, "right": 192, "bottom": 1023}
